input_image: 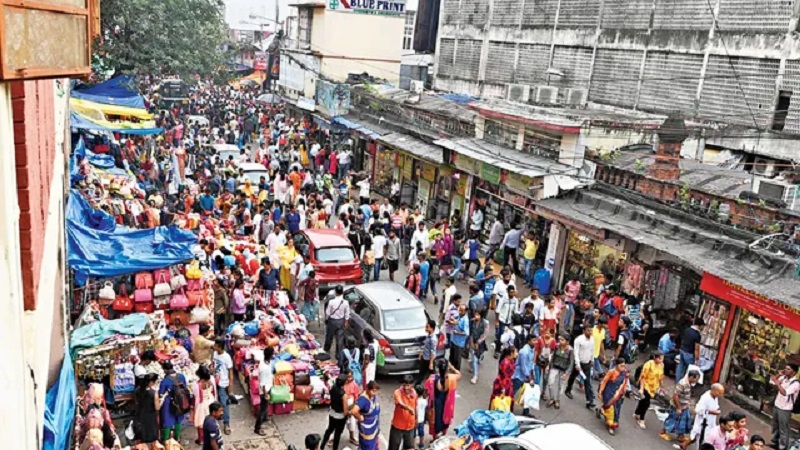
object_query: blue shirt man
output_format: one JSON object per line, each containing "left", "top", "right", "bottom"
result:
{"left": 199, "top": 193, "right": 215, "bottom": 213}
{"left": 285, "top": 209, "right": 301, "bottom": 233}
{"left": 451, "top": 311, "right": 470, "bottom": 348}
{"left": 659, "top": 332, "right": 677, "bottom": 355}
{"left": 418, "top": 260, "right": 431, "bottom": 289}
{"left": 359, "top": 204, "right": 372, "bottom": 226}
{"left": 513, "top": 340, "right": 534, "bottom": 382}
{"left": 225, "top": 177, "right": 235, "bottom": 193}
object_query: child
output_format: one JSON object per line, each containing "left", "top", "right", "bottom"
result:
{"left": 415, "top": 385, "right": 428, "bottom": 449}
{"left": 491, "top": 391, "right": 512, "bottom": 412}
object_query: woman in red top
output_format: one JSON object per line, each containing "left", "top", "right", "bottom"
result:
{"left": 534, "top": 328, "right": 557, "bottom": 388}
{"left": 405, "top": 264, "right": 422, "bottom": 298}
{"left": 489, "top": 346, "right": 517, "bottom": 408}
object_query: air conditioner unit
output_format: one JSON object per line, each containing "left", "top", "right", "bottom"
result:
{"left": 752, "top": 157, "right": 776, "bottom": 177}
{"left": 506, "top": 84, "right": 530, "bottom": 103}
{"left": 565, "top": 88, "right": 588, "bottom": 106}
{"left": 535, "top": 86, "right": 559, "bottom": 104}
{"left": 754, "top": 178, "right": 799, "bottom": 210}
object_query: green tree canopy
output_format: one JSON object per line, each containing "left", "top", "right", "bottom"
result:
{"left": 97, "top": 0, "right": 228, "bottom": 78}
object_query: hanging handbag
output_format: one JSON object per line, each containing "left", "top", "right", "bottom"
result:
{"left": 170, "top": 287, "right": 189, "bottom": 309}
{"left": 135, "top": 272, "right": 154, "bottom": 289}
{"left": 170, "top": 310, "right": 190, "bottom": 327}
{"left": 269, "top": 381, "right": 292, "bottom": 404}
{"left": 154, "top": 294, "right": 170, "bottom": 310}
{"left": 186, "top": 262, "right": 203, "bottom": 280}
{"left": 134, "top": 287, "right": 153, "bottom": 303}
{"left": 186, "top": 278, "right": 204, "bottom": 291}
{"left": 153, "top": 268, "right": 171, "bottom": 284}
{"left": 98, "top": 281, "right": 116, "bottom": 303}
{"left": 170, "top": 268, "right": 187, "bottom": 291}
{"left": 190, "top": 306, "right": 212, "bottom": 324}
{"left": 186, "top": 290, "right": 203, "bottom": 307}
{"left": 153, "top": 272, "right": 172, "bottom": 297}
{"left": 134, "top": 302, "right": 154, "bottom": 313}
{"left": 112, "top": 285, "right": 134, "bottom": 312}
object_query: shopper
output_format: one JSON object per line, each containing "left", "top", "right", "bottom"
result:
{"left": 467, "top": 310, "right": 490, "bottom": 384}
{"left": 202, "top": 402, "right": 225, "bottom": 450}
{"left": 324, "top": 286, "right": 350, "bottom": 356}
{"left": 254, "top": 347, "right": 275, "bottom": 436}
{"left": 212, "top": 339, "right": 234, "bottom": 435}
{"left": 565, "top": 325, "right": 596, "bottom": 409}
{"left": 388, "top": 376, "right": 417, "bottom": 450}
{"left": 633, "top": 351, "right": 665, "bottom": 429}
{"left": 770, "top": 363, "right": 799, "bottom": 450}
{"left": 193, "top": 366, "right": 218, "bottom": 444}
{"left": 159, "top": 361, "right": 188, "bottom": 441}
{"left": 449, "top": 305, "right": 469, "bottom": 371}
{"left": 693, "top": 383, "right": 725, "bottom": 442}
{"left": 385, "top": 230, "right": 401, "bottom": 282}
{"left": 350, "top": 381, "right": 382, "bottom": 450}
{"left": 660, "top": 370, "right": 701, "bottom": 449}
{"left": 546, "top": 333, "right": 574, "bottom": 410}
{"left": 513, "top": 333, "right": 538, "bottom": 416}
{"left": 705, "top": 414, "right": 736, "bottom": 450}
{"left": 676, "top": 317, "right": 705, "bottom": 382}
{"left": 598, "top": 358, "right": 630, "bottom": 435}
{"left": 133, "top": 373, "right": 162, "bottom": 444}
{"left": 321, "top": 375, "right": 348, "bottom": 450}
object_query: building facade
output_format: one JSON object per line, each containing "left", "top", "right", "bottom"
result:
{"left": 433, "top": 0, "right": 800, "bottom": 135}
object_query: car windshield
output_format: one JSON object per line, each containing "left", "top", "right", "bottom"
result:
{"left": 382, "top": 307, "right": 427, "bottom": 331}
{"left": 315, "top": 246, "right": 356, "bottom": 263}
{"left": 243, "top": 171, "right": 267, "bottom": 184}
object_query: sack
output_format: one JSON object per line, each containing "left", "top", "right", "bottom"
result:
{"left": 269, "top": 383, "right": 291, "bottom": 404}
{"left": 153, "top": 272, "right": 172, "bottom": 297}
{"left": 134, "top": 288, "right": 153, "bottom": 303}
{"left": 135, "top": 272, "right": 154, "bottom": 290}
{"left": 135, "top": 302, "right": 155, "bottom": 313}
{"left": 112, "top": 285, "right": 133, "bottom": 312}
{"left": 190, "top": 307, "right": 212, "bottom": 324}
{"left": 170, "top": 288, "right": 189, "bottom": 309}
{"left": 168, "top": 375, "right": 192, "bottom": 416}
{"left": 295, "top": 385, "right": 312, "bottom": 401}
{"left": 170, "top": 274, "right": 187, "bottom": 291}
{"left": 98, "top": 281, "right": 116, "bottom": 302}
{"left": 345, "top": 348, "right": 362, "bottom": 386}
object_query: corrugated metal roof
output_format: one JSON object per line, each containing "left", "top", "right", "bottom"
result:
{"left": 378, "top": 134, "right": 444, "bottom": 165}
{"left": 434, "top": 137, "right": 574, "bottom": 178}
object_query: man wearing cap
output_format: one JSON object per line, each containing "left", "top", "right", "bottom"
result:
{"left": 388, "top": 375, "right": 418, "bottom": 450}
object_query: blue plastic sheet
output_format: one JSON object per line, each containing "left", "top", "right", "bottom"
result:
{"left": 66, "top": 190, "right": 196, "bottom": 285}
{"left": 454, "top": 410, "right": 520, "bottom": 443}
{"left": 70, "top": 112, "right": 164, "bottom": 135}
{"left": 70, "top": 314, "right": 150, "bottom": 350}
{"left": 70, "top": 136, "right": 87, "bottom": 186}
{"left": 85, "top": 150, "right": 116, "bottom": 169}
{"left": 43, "top": 347, "right": 76, "bottom": 450}
{"left": 72, "top": 75, "right": 146, "bottom": 109}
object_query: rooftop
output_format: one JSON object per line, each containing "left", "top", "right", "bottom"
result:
{"left": 378, "top": 133, "right": 444, "bottom": 165}
{"left": 301, "top": 229, "right": 353, "bottom": 247}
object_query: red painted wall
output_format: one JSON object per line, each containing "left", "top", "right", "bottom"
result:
{"left": 11, "top": 80, "right": 56, "bottom": 311}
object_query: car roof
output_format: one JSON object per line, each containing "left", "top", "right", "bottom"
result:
{"left": 238, "top": 162, "right": 268, "bottom": 172}
{"left": 301, "top": 229, "right": 353, "bottom": 248}
{"left": 213, "top": 144, "right": 239, "bottom": 151}
{"left": 356, "top": 281, "right": 423, "bottom": 311}
{"left": 515, "top": 423, "right": 613, "bottom": 450}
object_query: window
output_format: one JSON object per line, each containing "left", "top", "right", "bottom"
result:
{"left": 382, "top": 307, "right": 427, "bottom": 331}
{"left": 484, "top": 119, "right": 518, "bottom": 148}
{"left": 315, "top": 246, "right": 356, "bottom": 263}
{"left": 403, "top": 12, "right": 416, "bottom": 50}
{"left": 298, "top": 7, "right": 313, "bottom": 46}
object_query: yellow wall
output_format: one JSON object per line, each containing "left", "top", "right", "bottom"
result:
{"left": 311, "top": 9, "right": 405, "bottom": 83}
{"left": 582, "top": 125, "right": 649, "bottom": 154}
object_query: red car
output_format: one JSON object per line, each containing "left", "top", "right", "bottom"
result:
{"left": 293, "top": 229, "right": 362, "bottom": 293}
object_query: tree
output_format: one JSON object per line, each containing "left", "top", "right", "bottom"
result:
{"left": 96, "top": 0, "right": 228, "bottom": 78}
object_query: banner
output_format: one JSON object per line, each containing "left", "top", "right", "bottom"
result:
{"left": 254, "top": 52, "right": 267, "bottom": 71}
{"left": 327, "top": 0, "right": 406, "bottom": 15}
{"left": 480, "top": 163, "right": 501, "bottom": 185}
{"left": 700, "top": 273, "right": 800, "bottom": 330}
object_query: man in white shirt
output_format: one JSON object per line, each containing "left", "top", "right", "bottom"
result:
{"left": 530, "top": 289, "right": 545, "bottom": 336}
{"left": 254, "top": 347, "right": 275, "bottom": 435}
{"left": 565, "top": 326, "right": 596, "bottom": 408}
{"left": 324, "top": 286, "right": 350, "bottom": 355}
{"left": 213, "top": 339, "right": 235, "bottom": 434}
{"left": 371, "top": 230, "right": 387, "bottom": 281}
{"left": 379, "top": 197, "right": 394, "bottom": 217}
{"left": 410, "top": 222, "right": 430, "bottom": 254}
{"left": 494, "top": 284, "right": 519, "bottom": 356}
{"left": 691, "top": 384, "right": 724, "bottom": 440}
{"left": 357, "top": 178, "right": 371, "bottom": 205}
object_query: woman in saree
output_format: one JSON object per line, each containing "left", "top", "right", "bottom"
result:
{"left": 425, "top": 359, "right": 461, "bottom": 440}
{"left": 350, "top": 381, "right": 381, "bottom": 450}
{"left": 490, "top": 346, "right": 517, "bottom": 409}
{"left": 598, "top": 358, "right": 629, "bottom": 435}
{"left": 277, "top": 238, "right": 298, "bottom": 292}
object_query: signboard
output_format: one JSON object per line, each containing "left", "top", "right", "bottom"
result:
{"left": 480, "top": 163, "right": 501, "bottom": 185}
{"left": 420, "top": 162, "right": 436, "bottom": 182}
{"left": 700, "top": 273, "right": 800, "bottom": 331}
{"left": 296, "top": 96, "right": 316, "bottom": 111}
{"left": 254, "top": 52, "right": 268, "bottom": 71}
{"left": 402, "top": 155, "right": 414, "bottom": 180}
{"left": 315, "top": 80, "right": 350, "bottom": 117}
{"left": 279, "top": 54, "right": 305, "bottom": 92}
{"left": 455, "top": 175, "right": 468, "bottom": 196}
{"left": 454, "top": 154, "right": 480, "bottom": 176}
{"left": 328, "top": 0, "right": 406, "bottom": 15}
{"left": 507, "top": 172, "right": 532, "bottom": 194}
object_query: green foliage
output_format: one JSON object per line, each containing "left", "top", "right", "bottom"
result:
{"left": 96, "top": 0, "right": 228, "bottom": 78}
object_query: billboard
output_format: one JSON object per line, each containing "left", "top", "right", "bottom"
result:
{"left": 327, "top": 0, "right": 406, "bottom": 15}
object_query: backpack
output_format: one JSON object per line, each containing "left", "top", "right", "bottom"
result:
{"left": 619, "top": 330, "right": 637, "bottom": 364}
{"left": 345, "top": 348, "right": 362, "bottom": 386}
{"left": 602, "top": 297, "right": 620, "bottom": 317}
{"left": 168, "top": 374, "right": 192, "bottom": 416}
{"left": 790, "top": 379, "right": 800, "bottom": 414}
{"left": 512, "top": 328, "right": 527, "bottom": 351}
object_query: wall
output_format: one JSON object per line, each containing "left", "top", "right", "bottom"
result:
{"left": 581, "top": 125, "right": 649, "bottom": 154}
{"left": 311, "top": 9, "right": 405, "bottom": 83}
{"left": 433, "top": 0, "right": 800, "bottom": 137}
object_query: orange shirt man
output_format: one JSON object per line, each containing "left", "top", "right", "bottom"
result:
{"left": 389, "top": 376, "right": 418, "bottom": 450}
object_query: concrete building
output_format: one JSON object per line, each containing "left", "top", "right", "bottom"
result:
{"left": 432, "top": 0, "right": 800, "bottom": 140}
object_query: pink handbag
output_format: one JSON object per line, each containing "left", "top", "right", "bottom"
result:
{"left": 153, "top": 268, "right": 171, "bottom": 283}
{"left": 187, "top": 278, "right": 204, "bottom": 291}
{"left": 134, "top": 288, "right": 153, "bottom": 303}
{"left": 170, "top": 287, "right": 189, "bottom": 309}
{"left": 272, "top": 402, "right": 293, "bottom": 415}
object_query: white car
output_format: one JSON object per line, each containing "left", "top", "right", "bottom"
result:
{"left": 186, "top": 115, "right": 209, "bottom": 128}
{"left": 212, "top": 143, "right": 241, "bottom": 165}
{"left": 238, "top": 162, "right": 269, "bottom": 193}
{"left": 482, "top": 422, "right": 613, "bottom": 450}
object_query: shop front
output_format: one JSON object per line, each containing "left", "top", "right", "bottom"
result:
{"left": 378, "top": 133, "right": 445, "bottom": 214}
{"left": 371, "top": 143, "right": 398, "bottom": 197}
{"left": 699, "top": 273, "right": 800, "bottom": 416}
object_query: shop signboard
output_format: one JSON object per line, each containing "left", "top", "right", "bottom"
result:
{"left": 455, "top": 175, "right": 468, "bottom": 196}
{"left": 402, "top": 156, "right": 414, "bottom": 180}
{"left": 254, "top": 52, "right": 268, "bottom": 71}
{"left": 328, "top": 0, "right": 406, "bottom": 15}
{"left": 700, "top": 273, "right": 800, "bottom": 330}
{"left": 420, "top": 162, "right": 436, "bottom": 182}
{"left": 507, "top": 172, "right": 532, "bottom": 194}
{"left": 418, "top": 179, "right": 432, "bottom": 212}
{"left": 454, "top": 154, "right": 480, "bottom": 176}
{"left": 480, "top": 163, "right": 501, "bottom": 185}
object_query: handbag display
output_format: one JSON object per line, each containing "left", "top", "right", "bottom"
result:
{"left": 186, "top": 262, "right": 203, "bottom": 280}
{"left": 112, "top": 285, "right": 133, "bottom": 312}
{"left": 153, "top": 272, "right": 172, "bottom": 297}
{"left": 186, "top": 290, "right": 203, "bottom": 307}
{"left": 294, "top": 385, "right": 312, "bottom": 401}
{"left": 170, "top": 310, "right": 190, "bottom": 327}
{"left": 294, "top": 372, "right": 311, "bottom": 386}
{"left": 170, "top": 288, "right": 189, "bottom": 310}
{"left": 269, "top": 382, "right": 291, "bottom": 404}
{"left": 135, "top": 272, "right": 154, "bottom": 289}
{"left": 170, "top": 273, "right": 187, "bottom": 291}
{"left": 190, "top": 306, "right": 212, "bottom": 324}
{"left": 186, "top": 278, "right": 204, "bottom": 291}
{"left": 153, "top": 268, "right": 171, "bottom": 283}
{"left": 98, "top": 281, "right": 116, "bottom": 303}
{"left": 154, "top": 295, "right": 170, "bottom": 310}
{"left": 134, "top": 302, "right": 154, "bottom": 313}
{"left": 134, "top": 288, "right": 153, "bottom": 303}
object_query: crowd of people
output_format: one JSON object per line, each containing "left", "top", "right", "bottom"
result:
{"left": 94, "top": 78, "right": 799, "bottom": 450}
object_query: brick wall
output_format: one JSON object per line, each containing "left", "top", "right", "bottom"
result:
{"left": 11, "top": 80, "right": 56, "bottom": 311}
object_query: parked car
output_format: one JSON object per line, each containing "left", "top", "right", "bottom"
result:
{"left": 343, "top": 281, "right": 445, "bottom": 376}
{"left": 482, "top": 422, "right": 613, "bottom": 450}
{"left": 212, "top": 143, "right": 241, "bottom": 166}
{"left": 294, "top": 229, "right": 362, "bottom": 294}
{"left": 238, "top": 162, "right": 269, "bottom": 193}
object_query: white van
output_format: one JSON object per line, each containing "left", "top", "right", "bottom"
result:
{"left": 483, "top": 422, "right": 613, "bottom": 450}
{"left": 238, "top": 162, "right": 269, "bottom": 193}
{"left": 212, "top": 143, "right": 241, "bottom": 165}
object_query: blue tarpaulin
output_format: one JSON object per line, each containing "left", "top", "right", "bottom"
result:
{"left": 72, "top": 75, "right": 146, "bottom": 109}
{"left": 70, "top": 136, "right": 87, "bottom": 186}
{"left": 70, "top": 112, "right": 164, "bottom": 135}
{"left": 331, "top": 117, "right": 381, "bottom": 140}
{"left": 67, "top": 190, "right": 196, "bottom": 285}
{"left": 43, "top": 347, "right": 76, "bottom": 450}
{"left": 454, "top": 410, "right": 520, "bottom": 443}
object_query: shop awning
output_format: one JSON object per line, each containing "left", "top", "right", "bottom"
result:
{"left": 378, "top": 133, "right": 444, "bottom": 165}
{"left": 71, "top": 97, "right": 154, "bottom": 120}
{"left": 332, "top": 116, "right": 383, "bottom": 140}
{"left": 435, "top": 137, "right": 573, "bottom": 178}
{"left": 70, "top": 111, "right": 163, "bottom": 135}
{"left": 72, "top": 75, "right": 146, "bottom": 109}
{"left": 536, "top": 189, "right": 800, "bottom": 309}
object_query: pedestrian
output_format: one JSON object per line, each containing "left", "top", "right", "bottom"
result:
{"left": 512, "top": 333, "right": 538, "bottom": 416}
{"left": 321, "top": 374, "right": 348, "bottom": 450}
{"left": 159, "top": 361, "right": 188, "bottom": 441}
{"left": 425, "top": 359, "right": 461, "bottom": 440}
{"left": 405, "top": 264, "right": 421, "bottom": 298}
{"left": 693, "top": 383, "right": 725, "bottom": 442}
{"left": 494, "top": 284, "right": 518, "bottom": 358}
{"left": 324, "top": 286, "right": 350, "bottom": 356}
{"left": 133, "top": 373, "right": 162, "bottom": 444}
{"left": 546, "top": 333, "right": 574, "bottom": 410}
{"left": 297, "top": 270, "right": 319, "bottom": 323}
{"left": 388, "top": 376, "right": 417, "bottom": 450}
{"left": 449, "top": 304, "right": 469, "bottom": 371}
{"left": 564, "top": 325, "right": 596, "bottom": 409}
{"left": 363, "top": 329, "right": 380, "bottom": 388}
{"left": 500, "top": 222, "right": 523, "bottom": 275}
{"left": 744, "top": 435, "right": 766, "bottom": 450}
{"left": 534, "top": 327, "right": 556, "bottom": 393}
{"left": 339, "top": 336, "right": 362, "bottom": 385}
{"left": 343, "top": 369, "right": 362, "bottom": 446}
{"left": 350, "top": 381, "right": 382, "bottom": 450}
{"left": 202, "top": 402, "right": 225, "bottom": 450}
{"left": 770, "top": 363, "right": 799, "bottom": 450}
{"left": 385, "top": 230, "right": 401, "bottom": 282}
{"left": 192, "top": 324, "right": 216, "bottom": 367}
{"left": 371, "top": 228, "right": 387, "bottom": 281}
{"left": 522, "top": 231, "right": 538, "bottom": 287}
{"left": 417, "top": 319, "right": 438, "bottom": 384}
{"left": 592, "top": 317, "right": 608, "bottom": 379}
{"left": 727, "top": 411, "right": 749, "bottom": 450}
{"left": 415, "top": 385, "right": 429, "bottom": 449}
{"left": 462, "top": 233, "right": 481, "bottom": 277}
{"left": 254, "top": 347, "right": 275, "bottom": 436}
{"left": 467, "top": 310, "right": 490, "bottom": 384}
{"left": 633, "top": 351, "right": 665, "bottom": 429}
{"left": 193, "top": 366, "right": 218, "bottom": 444}
{"left": 676, "top": 317, "right": 705, "bottom": 382}
{"left": 212, "top": 339, "right": 234, "bottom": 435}
{"left": 705, "top": 414, "right": 736, "bottom": 450}
{"left": 598, "top": 358, "right": 630, "bottom": 435}
{"left": 660, "top": 369, "right": 701, "bottom": 449}
{"left": 486, "top": 218, "right": 504, "bottom": 263}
